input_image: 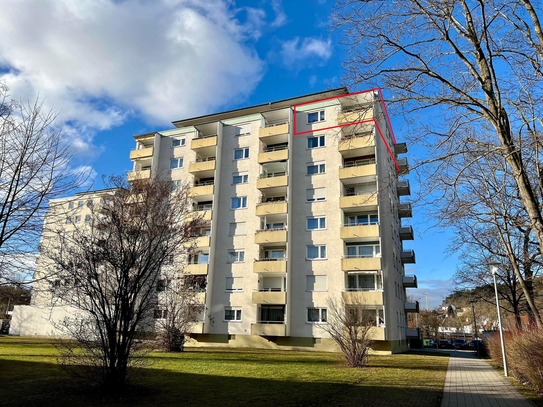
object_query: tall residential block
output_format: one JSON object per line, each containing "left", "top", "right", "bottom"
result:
{"left": 128, "top": 87, "right": 417, "bottom": 353}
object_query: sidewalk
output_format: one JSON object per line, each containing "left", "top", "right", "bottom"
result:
{"left": 441, "top": 350, "right": 534, "bottom": 407}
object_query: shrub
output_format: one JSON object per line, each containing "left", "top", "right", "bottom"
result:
{"left": 507, "top": 327, "right": 543, "bottom": 394}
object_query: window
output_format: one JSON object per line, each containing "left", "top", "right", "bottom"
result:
{"left": 307, "top": 216, "right": 326, "bottom": 230}
{"left": 231, "top": 196, "right": 248, "bottom": 209}
{"left": 87, "top": 199, "right": 93, "bottom": 207}
{"left": 78, "top": 200, "right": 84, "bottom": 208}
{"left": 84, "top": 214, "right": 91, "bottom": 223}
{"left": 307, "top": 308, "right": 327, "bottom": 323}
{"left": 347, "top": 307, "right": 385, "bottom": 327}
{"left": 232, "top": 172, "right": 248, "bottom": 184}
{"left": 345, "top": 213, "right": 379, "bottom": 226}
{"left": 172, "top": 138, "right": 185, "bottom": 147}
{"left": 307, "top": 110, "right": 325, "bottom": 123}
{"left": 170, "top": 158, "right": 184, "bottom": 169}
{"left": 228, "top": 222, "right": 246, "bottom": 236}
{"left": 65, "top": 216, "right": 72, "bottom": 224}
{"left": 234, "top": 124, "right": 251, "bottom": 136}
{"left": 226, "top": 277, "right": 243, "bottom": 292}
{"left": 346, "top": 242, "right": 381, "bottom": 258}
{"left": 156, "top": 279, "right": 169, "bottom": 292}
{"left": 306, "top": 188, "right": 325, "bottom": 202}
{"left": 224, "top": 307, "right": 242, "bottom": 321}
{"left": 307, "top": 245, "right": 326, "bottom": 260}
{"left": 264, "top": 249, "right": 285, "bottom": 260}
{"left": 264, "top": 222, "right": 285, "bottom": 230}
{"left": 228, "top": 250, "right": 245, "bottom": 263}
{"left": 154, "top": 309, "right": 168, "bottom": 319}
{"left": 307, "top": 135, "right": 325, "bottom": 148}
{"left": 233, "top": 147, "right": 250, "bottom": 160}
{"left": 347, "top": 273, "right": 382, "bottom": 291}
{"left": 259, "top": 305, "right": 285, "bottom": 323}
{"left": 307, "top": 162, "right": 326, "bottom": 175}
{"left": 68, "top": 202, "right": 74, "bottom": 209}
{"left": 75, "top": 215, "right": 81, "bottom": 223}
{"left": 189, "top": 253, "right": 209, "bottom": 265}
{"left": 306, "top": 275, "right": 327, "bottom": 291}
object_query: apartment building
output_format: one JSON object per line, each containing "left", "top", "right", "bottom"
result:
{"left": 128, "top": 88, "right": 417, "bottom": 353}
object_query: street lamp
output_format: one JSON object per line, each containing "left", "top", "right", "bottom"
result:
{"left": 489, "top": 263, "right": 508, "bottom": 376}
{"left": 469, "top": 300, "right": 479, "bottom": 356}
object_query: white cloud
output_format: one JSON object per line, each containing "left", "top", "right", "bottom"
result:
{"left": 0, "top": 0, "right": 264, "bottom": 134}
{"left": 270, "top": 0, "right": 287, "bottom": 28}
{"left": 280, "top": 37, "right": 332, "bottom": 69}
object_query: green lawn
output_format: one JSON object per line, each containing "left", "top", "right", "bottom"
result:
{"left": 0, "top": 337, "right": 448, "bottom": 407}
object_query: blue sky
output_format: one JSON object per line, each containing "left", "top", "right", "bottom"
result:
{"left": 0, "top": 0, "right": 456, "bottom": 307}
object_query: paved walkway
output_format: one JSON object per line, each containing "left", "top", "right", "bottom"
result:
{"left": 441, "top": 350, "right": 534, "bottom": 407}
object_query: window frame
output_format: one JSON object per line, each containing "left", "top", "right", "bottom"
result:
{"left": 307, "top": 110, "right": 325, "bottom": 124}
{"left": 306, "top": 187, "right": 326, "bottom": 202}
{"left": 307, "top": 162, "right": 326, "bottom": 175}
{"left": 170, "top": 157, "right": 184, "bottom": 169}
{"left": 233, "top": 147, "right": 250, "bottom": 160}
{"left": 307, "top": 216, "right": 326, "bottom": 231}
{"left": 306, "top": 245, "right": 327, "bottom": 260}
{"left": 231, "top": 196, "right": 248, "bottom": 209}
{"left": 232, "top": 172, "right": 249, "bottom": 185}
{"left": 224, "top": 307, "right": 242, "bottom": 322}
{"left": 172, "top": 138, "right": 186, "bottom": 147}
{"left": 307, "top": 135, "right": 325, "bottom": 149}
{"left": 227, "top": 250, "right": 245, "bottom": 263}
{"left": 306, "top": 275, "right": 328, "bottom": 292}
{"left": 307, "top": 307, "right": 327, "bottom": 323}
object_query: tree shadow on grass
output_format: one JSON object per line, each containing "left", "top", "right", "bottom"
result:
{"left": 0, "top": 357, "right": 445, "bottom": 407}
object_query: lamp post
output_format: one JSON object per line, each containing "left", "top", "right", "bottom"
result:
{"left": 469, "top": 300, "right": 479, "bottom": 356}
{"left": 490, "top": 264, "right": 508, "bottom": 376}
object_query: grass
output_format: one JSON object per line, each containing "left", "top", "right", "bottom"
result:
{"left": 0, "top": 336, "right": 448, "bottom": 407}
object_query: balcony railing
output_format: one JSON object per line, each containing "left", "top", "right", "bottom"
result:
{"left": 194, "top": 180, "right": 215, "bottom": 187}
{"left": 196, "top": 156, "right": 216, "bottom": 162}
{"left": 194, "top": 204, "right": 213, "bottom": 211}
{"left": 342, "top": 157, "right": 376, "bottom": 168}
{"left": 259, "top": 171, "right": 286, "bottom": 178}
{"left": 263, "top": 144, "right": 288, "bottom": 152}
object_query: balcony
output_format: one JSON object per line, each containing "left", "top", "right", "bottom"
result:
{"left": 256, "top": 201, "right": 287, "bottom": 216}
{"left": 367, "top": 327, "right": 386, "bottom": 341}
{"left": 257, "top": 174, "right": 288, "bottom": 190}
{"left": 191, "top": 135, "right": 217, "bottom": 150}
{"left": 258, "top": 148, "right": 288, "bottom": 164}
{"left": 401, "top": 250, "right": 416, "bottom": 264}
{"left": 340, "top": 224, "right": 379, "bottom": 241}
{"left": 397, "top": 180, "right": 411, "bottom": 196}
{"left": 339, "top": 134, "right": 375, "bottom": 156}
{"left": 397, "top": 157, "right": 409, "bottom": 174}
{"left": 254, "top": 229, "right": 287, "bottom": 245}
{"left": 341, "top": 257, "right": 381, "bottom": 271}
{"left": 259, "top": 122, "right": 289, "bottom": 139}
{"left": 398, "top": 203, "right": 412, "bottom": 218}
{"left": 188, "top": 322, "right": 204, "bottom": 334}
{"left": 337, "top": 108, "right": 373, "bottom": 125}
{"left": 339, "top": 163, "right": 377, "bottom": 182}
{"left": 340, "top": 194, "right": 378, "bottom": 210}
{"left": 189, "top": 184, "right": 214, "bottom": 199}
{"left": 399, "top": 225, "right": 414, "bottom": 240}
{"left": 405, "top": 301, "right": 420, "bottom": 313}
{"left": 394, "top": 142, "right": 407, "bottom": 154}
{"left": 127, "top": 169, "right": 151, "bottom": 182}
{"left": 195, "top": 236, "right": 211, "bottom": 248}
{"left": 185, "top": 264, "right": 208, "bottom": 275}
{"left": 251, "top": 323, "right": 286, "bottom": 337}
{"left": 252, "top": 291, "right": 287, "bottom": 305}
{"left": 342, "top": 291, "right": 384, "bottom": 306}
{"left": 402, "top": 275, "right": 418, "bottom": 288}
{"left": 188, "top": 159, "right": 216, "bottom": 176}
{"left": 253, "top": 259, "right": 287, "bottom": 273}
{"left": 129, "top": 146, "right": 153, "bottom": 160}
{"left": 187, "top": 210, "right": 212, "bottom": 222}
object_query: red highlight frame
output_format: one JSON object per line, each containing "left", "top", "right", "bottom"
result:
{"left": 293, "top": 88, "right": 399, "bottom": 171}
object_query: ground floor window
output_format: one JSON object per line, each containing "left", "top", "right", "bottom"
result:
{"left": 307, "top": 308, "right": 327, "bottom": 323}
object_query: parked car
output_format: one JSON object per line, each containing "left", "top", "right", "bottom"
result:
{"left": 468, "top": 339, "right": 482, "bottom": 350}
{"left": 453, "top": 339, "right": 467, "bottom": 349}
{"left": 438, "top": 339, "right": 453, "bottom": 349}
{"left": 423, "top": 339, "right": 437, "bottom": 348}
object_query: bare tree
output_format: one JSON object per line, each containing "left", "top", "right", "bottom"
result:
{"left": 42, "top": 177, "right": 203, "bottom": 391}
{"left": 334, "top": 1, "right": 543, "bottom": 326}
{"left": 154, "top": 270, "right": 206, "bottom": 352}
{"left": 321, "top": 296, "right": 378, "bottom": 368}
{"left": 0, "top": 83, "right": 82, "bottom": 285}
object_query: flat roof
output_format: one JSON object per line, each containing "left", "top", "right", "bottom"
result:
{"left": 171, "top": 87, "right": 349, "bottom": 128}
